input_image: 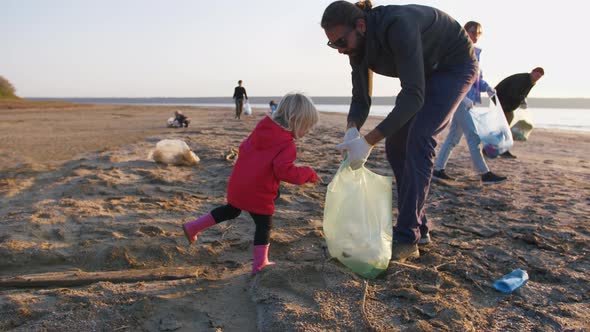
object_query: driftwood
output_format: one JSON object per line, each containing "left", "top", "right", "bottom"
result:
{"left": 0, "top": 267, "right": 199, "bottom": 289}
{"left": 441, "top": 222, "right": 502, "bottom": 238}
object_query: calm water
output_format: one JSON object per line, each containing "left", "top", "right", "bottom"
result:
{"left": 148, "top": 102, "right": 590, "bottom": 133}
{"left": 314, "top": 104, "right": 590, "bottom": 133}
{"left": 31, "top": 98, "right": 590, "bottom": 132}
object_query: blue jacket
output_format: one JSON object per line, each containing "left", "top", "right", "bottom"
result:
{"left": 466, "top": 47, "right": 493, "bottom": 104}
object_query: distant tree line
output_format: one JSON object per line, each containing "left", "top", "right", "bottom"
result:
{"left": 0, "top": 76, "right": 18, "bottom": 98}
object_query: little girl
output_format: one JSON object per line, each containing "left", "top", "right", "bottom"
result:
{"left": 182, "top": 93, "right": 320, "bottom": 274}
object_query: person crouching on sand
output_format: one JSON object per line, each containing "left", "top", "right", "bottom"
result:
{"left": 181, "top": 92, "right": 320, "bottom": 274}
{"left": 174, "top": 110, "right": 191, "bottom": 128}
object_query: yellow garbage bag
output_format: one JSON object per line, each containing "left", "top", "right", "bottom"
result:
{"left": 323, "top": 161, "right": 393, "bottom": 278}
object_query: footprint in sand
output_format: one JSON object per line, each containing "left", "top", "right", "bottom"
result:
{"left": 138, "top": 225, "right": 165, "bottom": 237}
{"left": 252, "top": 264, "right": 327, "bottom": 307}
{"left": 129, "top": 297, "right": 212, "bottom": 332}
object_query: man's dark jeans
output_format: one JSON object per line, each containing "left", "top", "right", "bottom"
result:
{"left": 385, "top": 59, "right": 478, "bottom": 244}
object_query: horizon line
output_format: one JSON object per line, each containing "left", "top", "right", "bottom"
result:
{"left": 26, "top": 96, "right": 590, "bottom": 100}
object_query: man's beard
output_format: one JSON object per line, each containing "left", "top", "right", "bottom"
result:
{"left": 346, "top": 31, "right": 366, "bottom": 57}
{"left": 346, "top": 31, "right": 365, "bottom": 63}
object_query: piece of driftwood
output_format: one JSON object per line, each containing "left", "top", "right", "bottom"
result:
{"left": 0, "top": 267, "right": 199, "bottom": 289}
{"left": 389, "top": 261, "right": 421, "bottom": 270}
{"left": 441, "top": 222, "right": 502, "bottom": 238}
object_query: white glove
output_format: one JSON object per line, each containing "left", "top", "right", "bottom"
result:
{"left": 341, "top": 127, "right": 360, "bottom": 159}
{"left": 343, "top": 127, "right": 360, "bottom": 143}
{"left": 336, "top": 136, "right": 374, "bottom": 170}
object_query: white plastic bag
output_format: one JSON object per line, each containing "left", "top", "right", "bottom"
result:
{"left": 149, "top": 139, "right": 200, "bottom": 166}
{"left": 166, "top": 117, "right": 180, "bottom": 128}
{"left": 244, "top": 101, "right": 252, "bottom": 115}
{"left": 470, "top": 102, "right": 514, "bottom": 158}
{"left": 323, "top": 161, "right": 393, "bottom": 278}
{"left": 510, "top": 108, "right": 534, "bottom": 141}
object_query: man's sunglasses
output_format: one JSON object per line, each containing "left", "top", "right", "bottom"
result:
{"left": 327, "top": 27, "right": 353, "bottom": 49}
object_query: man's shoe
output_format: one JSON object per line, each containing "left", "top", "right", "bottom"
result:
{"left": 432, "top": 169, "right": 454, "bottom": 181}
{"left": 481, "top": 172, "right": 508, "bottom": 185}
{"left": 391, "top": 243, "right": 420, "bottom": 262}
{"left": 418, "top": 233, "right": 431, "bottom": 245}
{"left": 500, "top": 151, "right": 517, "bottom": 159}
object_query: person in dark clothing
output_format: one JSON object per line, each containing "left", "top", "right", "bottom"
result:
{"left": 322, "top": 0, "right": 477, "bottom": 261}
{"left": 496, "top": 67, "right": 545, "bottom": 124}
{"left": 232, "top": 80, "right": 249, "bottom": 119}
{"left": 495, "top": 67, "right": 545, "bottom": 158}
{"left": 174, "top": 111, "right": 191, "bottom": 128}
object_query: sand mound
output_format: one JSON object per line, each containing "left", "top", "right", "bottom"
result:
{"left": 149, "top": 139, "right": 200, "bottom": 166}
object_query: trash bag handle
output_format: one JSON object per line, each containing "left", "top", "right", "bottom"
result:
{"left": 337, "top": 157, "right": 352, "bottom": 173}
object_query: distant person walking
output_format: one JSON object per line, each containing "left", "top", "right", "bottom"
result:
{"left": 433, "top": 21, "right": 507, "bottom": 184}
{"left": 495, "top": 67, "right": 545, "bottom": 158}
{"left": 233, "top": 80, "right": 249, "bottom": 119}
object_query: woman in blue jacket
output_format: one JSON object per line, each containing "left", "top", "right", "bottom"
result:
{"left": 322, "top": 1, "right": 477, "bottom": 261}
{"left": 433, "top": 21, "right": 508, "bottom": 184}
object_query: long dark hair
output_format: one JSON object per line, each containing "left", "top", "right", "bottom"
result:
{"left": 321, "top": 0, "right": 372, "bottom": 29}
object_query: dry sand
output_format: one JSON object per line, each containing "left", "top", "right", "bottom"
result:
{"left": 0, "top": 102, "right": 588, "bottom": 331}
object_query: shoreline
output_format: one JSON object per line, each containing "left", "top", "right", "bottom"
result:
{"left": 2, "top": 102, "right": 589, "bottom": 172}
{"left": 25, "top": 96, "right": 590, "bottom": 109}
{"left": 13, "top": 98, "right": 590, "bottom": 133}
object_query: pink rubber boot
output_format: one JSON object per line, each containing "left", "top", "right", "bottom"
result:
{"left": 182, "top": 213, "right": 216, "bottom": 244}
{"left": 252, "top": 244, "right": 276, "bottom": 274}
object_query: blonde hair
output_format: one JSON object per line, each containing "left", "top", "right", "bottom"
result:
{"left": 272, "top": 93, "right": 319, "bottom": 138}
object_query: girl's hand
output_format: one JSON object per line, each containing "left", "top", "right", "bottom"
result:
{"left": 308, "top": 171, "right": 319, "bottom": 183}
{"left": 315, "top": 174, "right": 324, "bottom": 184}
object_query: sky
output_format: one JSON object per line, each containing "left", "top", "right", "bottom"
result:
{"left": 2, "top": 0, "right": 589, "bottom": 99}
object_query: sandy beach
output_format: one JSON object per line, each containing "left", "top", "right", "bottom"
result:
{"left": 0, "top": 101, "right": 588, "bottom": 331}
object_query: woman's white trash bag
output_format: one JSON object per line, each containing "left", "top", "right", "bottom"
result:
{"left": 149, "top": 139, "right": 200, "bottom": 166}
{"left": 323, "top": 160, "right": 393, "bottom": 279}
{"left": 470, "top": 102, "right": 514, "bottom": 158}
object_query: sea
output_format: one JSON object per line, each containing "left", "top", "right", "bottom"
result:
{"left": 30, "top": 97, "right": 590, "bottom": 132}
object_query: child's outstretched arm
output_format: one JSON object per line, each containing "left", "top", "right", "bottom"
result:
{"left": 273, "top": 145, "right": 317, "bottom": 185}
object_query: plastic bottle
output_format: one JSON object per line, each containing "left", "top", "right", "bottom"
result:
{"left": 493, "top": 269, "right": 529, "bottom": 294}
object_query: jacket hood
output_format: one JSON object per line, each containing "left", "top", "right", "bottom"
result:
{"left": 249, "top": 116, "right": 293, "bottom": 149}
